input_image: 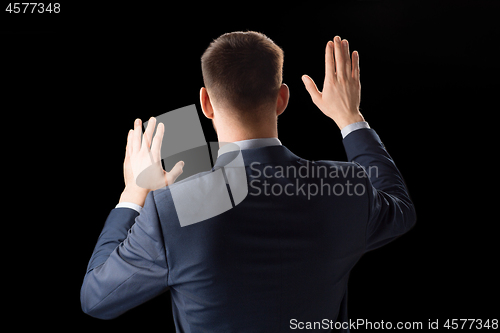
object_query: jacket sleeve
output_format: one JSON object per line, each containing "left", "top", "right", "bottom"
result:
{"left": 343, "top": 128, "right": 416, "bottom": 251}
{"left": 80, "top": 192, "right": 169, "bottom": 319}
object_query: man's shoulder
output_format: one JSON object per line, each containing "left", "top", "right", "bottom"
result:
{"left": 152, "top": 168, "right": 214, "bottom": 202}
{"left": 151, "top": 167, "right": 234, "bottom": 228}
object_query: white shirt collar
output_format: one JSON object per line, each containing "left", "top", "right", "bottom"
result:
{"left": 217, "top": 138, "right": 282, "bottom": 157}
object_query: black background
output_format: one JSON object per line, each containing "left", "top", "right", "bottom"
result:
{"left": 2, "top": 0, "right": 498, "bottom": 331}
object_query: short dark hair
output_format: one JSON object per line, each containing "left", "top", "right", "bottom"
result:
{"left": 201, "top": 31, "right": 284, "bottom": 114}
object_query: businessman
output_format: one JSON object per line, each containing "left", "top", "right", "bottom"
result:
{"left": 81, "top": 31, "right": 416, "bottom": 332}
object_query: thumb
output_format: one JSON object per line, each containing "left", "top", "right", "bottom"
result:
{"left": 302, "top": 75, "right": 322, "bottom": 104}
{"left": 166, "top": 161, "right": 184, "bottom": 185}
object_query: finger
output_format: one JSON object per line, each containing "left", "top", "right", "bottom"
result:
{"left": 342, "top": 39, "right": 351, "bottom": 77}
{"left": 166, "top": 161, "right": 184, "bottom": 185}
{"left": 333, "top": 36, "right": 345, "bottom": 78}
{"left": 143, "top": 131, "right": 153, "bottom": 164}
{"left": 151, "top": 122, "right": 164, "bottom": 162}
{"left": 325, "top": 41, "right": 335, "bottom": 79}
{"left": 126, "top": 129, "right": 133, "bottom": 158}
{"left": 132, "top": 118, "right": 142, "bottom": 153}
{"left": 142, "top": 117, "right": 156, "bottom": 151}
{"left": 302, "top": 75, "right": 322, "bottom": 104}
{"left": 352, "top": 50, "right": 360, "bottom": 80}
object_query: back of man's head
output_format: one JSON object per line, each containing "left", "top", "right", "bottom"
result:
{"left": 201, "top": 31, "right": 284, "bottom": 117}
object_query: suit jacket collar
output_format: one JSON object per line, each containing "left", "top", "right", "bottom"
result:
{"left": 214, "top": 144, "right": 300, "bottom": 169}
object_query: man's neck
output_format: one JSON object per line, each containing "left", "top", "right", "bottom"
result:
{"left": 216, "top": 121, "right": 278, "bottom": 143}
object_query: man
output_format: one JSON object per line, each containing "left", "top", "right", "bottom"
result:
{"left": 81, "top": 31, "right": 416, "bottom": 332}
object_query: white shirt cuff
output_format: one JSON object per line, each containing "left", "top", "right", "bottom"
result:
{"left": 115, "top": 202, "right": 142, "bottom": 214}
{"left": 341, "top": 121, "right": 370, "bottom": 139}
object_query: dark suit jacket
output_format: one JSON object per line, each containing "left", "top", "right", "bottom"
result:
{"left": 81, "top": 129, "right": 416, "bottom": 332}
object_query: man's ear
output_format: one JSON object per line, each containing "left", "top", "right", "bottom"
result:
{"left": 200, "top": 87, "right": 214, "bottom": 119}
{"left": 276, "top": 84, "right": 290, "bottom": 117}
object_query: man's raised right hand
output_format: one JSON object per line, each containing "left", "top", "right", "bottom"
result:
{"left": 302, "top": 36, "right": 365, "bottom": 130}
